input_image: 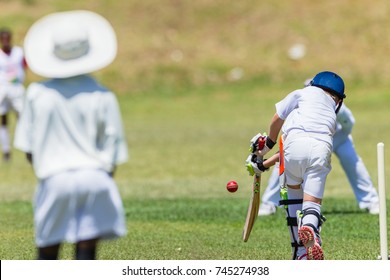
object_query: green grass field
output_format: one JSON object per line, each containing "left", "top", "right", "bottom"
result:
{"left": 0, "top": 197, "right": 385, "bottom": 260}
{"left": 1, "top": 80, "right": 389, "bottom": 260}
{"left": 1, "top": 0, "right": 390, "bottom": 260}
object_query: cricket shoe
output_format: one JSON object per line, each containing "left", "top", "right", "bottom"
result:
{"left": 360, "top": 200, "right": 380, "bottom": 215}
{"left": 298, "top": 226, "right": 324, "bottom": 260}
{"left": 367, "top": 201, "right": 380, "bottom": 215}
{"left": 258, "top": 203, "right": 276, "bottom": 216}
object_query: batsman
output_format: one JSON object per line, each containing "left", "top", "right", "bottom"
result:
{"left": 245, "top": 71, "right": 346, "bottom": 260}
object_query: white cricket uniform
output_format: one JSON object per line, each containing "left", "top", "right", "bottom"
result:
{"left": 262, "top": 104, "right": 379, "bottom": 209}
{"left": 332, "top": 105, "right": 379, "bottom": 208}
{"left": 276, "top": 86, "right": 337, "bottom": 199}
{"left": 14, "top": 75, "right": 128, "bottom": 247}
{"left": 0, "top": 46, "right": 25, "bottom": 115}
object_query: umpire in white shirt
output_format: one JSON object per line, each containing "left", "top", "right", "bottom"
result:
{"left": 14, "top": 10, "right": 128, "bottom": 260}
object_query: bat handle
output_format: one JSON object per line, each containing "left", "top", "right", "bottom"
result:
{"left": 258, "top": 136, "right": 266, "bottom": 150}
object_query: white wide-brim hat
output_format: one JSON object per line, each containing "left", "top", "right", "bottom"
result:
{"left": 24, "top": 10, "right": 117, "bottom": 78}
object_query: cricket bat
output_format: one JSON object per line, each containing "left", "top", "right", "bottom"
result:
{"left": 242, "top": 173, "right": 262, "bottom": 242}
{"left": 242, "top": 135, "right": 266, "bottom": 242}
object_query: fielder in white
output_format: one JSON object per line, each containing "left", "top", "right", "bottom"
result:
{"left": 14, "top": 11, "right": 128, "bottom": 260}
{"left": 246, "top": 71, "right": 346, "bottom": 260}
{"left": 0, "top": 28, "right": 26, "bottom": 161}
{"left": 259, "top": 99, "right": 379, "bottom": 216}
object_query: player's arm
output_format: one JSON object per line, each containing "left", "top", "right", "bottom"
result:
{"left": 14, "top": 86, "right": 34, "bottom": 160}
{"left": 268, "top": 113, "right": 284, "bottom": 144}
{"left": 264, "top": 152, "right": 279, "bottom": 168}
{"left": 99, "top": 93, "right": 128, "bottom": 173}
{"left": 336, "top": 105, "right": 355, "bottom": 135}
{"left": 246, "top": 151, "right": 279, "bottom": 176}
{"left": 333, "top": 105, "right": 355, "bottom": 150}
{"left": 256, "top": 91, "right": 297, "bottom": 156}
{"left": 253, "top": 114, "right": 284, "bottom": 157}
{"left": 251, "top": 90, "right": 298, "bottom": 158}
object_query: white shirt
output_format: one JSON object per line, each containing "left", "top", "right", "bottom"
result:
{"left": 14, "top": 75, "right": 128, "bottom": 179}
{"left": 276, "top": 86, "right": 337, "bottom": 145}
{"left": 0, "top": 46, "right": 25, "bottom": 84}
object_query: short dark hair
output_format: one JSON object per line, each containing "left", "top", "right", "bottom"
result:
{"left": 0, "top": 27, "right": 12, "bottom": 37}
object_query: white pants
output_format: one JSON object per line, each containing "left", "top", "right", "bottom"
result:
{"left": 333, "top": 135, "right": 379, "bottom": 208}
{"left": 284, "top": 136, "right": 332, "bottom": 199}
{"left": 34, "top": 169, "right": 126, "bottom": 247}
{"left": 0, "top": 83, "right": 25, "bottom": 115}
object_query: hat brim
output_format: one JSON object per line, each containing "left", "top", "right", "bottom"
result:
{"left": 24, "top": 10, "right": 117, "bottom": 78}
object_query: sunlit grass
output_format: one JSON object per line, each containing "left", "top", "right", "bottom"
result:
{"left": 0, "top": 0, "right": 390, "bottom": 260}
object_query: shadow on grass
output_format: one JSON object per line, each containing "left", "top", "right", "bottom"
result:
{"left": 322, "top": 209, "right": 367, "bottom": 215}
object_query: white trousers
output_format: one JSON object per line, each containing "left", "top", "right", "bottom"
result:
{"left": 34, "top": 169, "right": 126, "bottom": 247}
{"left": 0, "top": 83, "right": 24, "bottom": 115}
{"left": 283, "top": 136, "right": 332, "bottom": 199}
{"left": 333, "top": 135, "right": 379, "bottom": 208}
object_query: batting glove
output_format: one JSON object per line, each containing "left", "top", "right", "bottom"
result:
{"left": 249, "top": 133, "right": 264, "bottom": 153}
{"left": 245, "top": 154, "right": 269, "bottom": 176}
{"left": 249, "top": 133, "right": 275, "bottom": 156}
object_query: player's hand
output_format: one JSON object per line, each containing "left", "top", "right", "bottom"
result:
{"left": 255, "top": 145, "right": 271, "bottom": 157}
{"left": 250, "top": 133, "right": 275, "bottom": 156}
{"left": 245, "top": 154, "right": 269, "bottom": 176}
{"left": 249, "top": 133, "right": 266, "bottom": 153}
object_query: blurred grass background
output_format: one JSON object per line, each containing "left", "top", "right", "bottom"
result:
{"left": 0, "top": 0, "right": 389, "bottom": 260}
{"left": 3, "top": 0, "right": 390, "bottom": 90}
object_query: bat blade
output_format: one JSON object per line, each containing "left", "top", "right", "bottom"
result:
{"left": 242, "top": 174, "right": 261, "bottom": 242}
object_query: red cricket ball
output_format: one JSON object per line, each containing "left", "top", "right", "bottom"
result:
{"left": 226, "top": 180, "right": 238, "bottom": 193}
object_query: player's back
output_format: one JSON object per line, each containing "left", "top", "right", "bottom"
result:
{"left": 277, "top": 86, "right": 337, "bottom": 145}
{"left": 17, "top": 74, "right": 125, "bottom": 179}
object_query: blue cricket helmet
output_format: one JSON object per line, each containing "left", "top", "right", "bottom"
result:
{"left": 310, "top": 71, "right": 346, "bottom": 99}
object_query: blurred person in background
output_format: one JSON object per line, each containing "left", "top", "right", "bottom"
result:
{"left": 14, "top": 10, "right": 128, "bottom": 260}
{"left": 0, "top": 27, "right": 27, "bottom": 162}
